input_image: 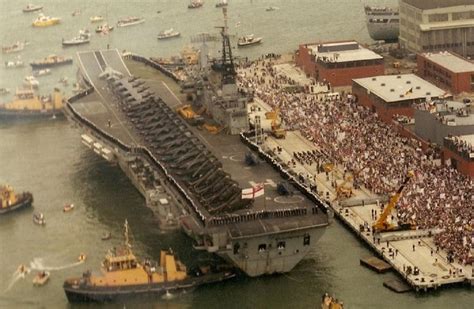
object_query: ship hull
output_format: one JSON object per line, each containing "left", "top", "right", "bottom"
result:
{"left": 30, "top": 60, "right": 73, "bottom": 69}
{"left": 0, "top": 193, "right": 33, "bottom": 214}
{"left": 63, "top": 272, "right": 235, "bottom": 303}
{"left": 0, "top": 109, "right": 64, "bottom": 120}
{"left": 367, "top": 22, "right": 399, "bottom": 41}
{"left": 215, "top": 226, "right": 326, "bottom": 277}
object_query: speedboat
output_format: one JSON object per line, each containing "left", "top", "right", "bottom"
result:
{"left": 32, "top": 68, "right": 51, "bottom": 77}
{"left": 23, "top": 4, "right": 43, "bottom": 13}
{"left": 157, "top": 28, "right": 180, "bottom": 40}
{"left": 63, "top": 203, "right": 74, "bottom": 212}
{"left": 62, "top": 29, "right": 91, "bottom": 46}
{"left": 95, "top": 23, "right": 114, "bottom": 34}
{"left": 188, "top": 0, "right": 203, "bottom": 9}
{"left": 266, "top": 6, "right": 279, "bottom": 11}
{"left": 237, "top": 34, "right": 263, "bottom": 47}
{"left": 117, "top": 16, "right": 145, "bottom": 27}
{"left": 5, "top": 59, "right": 24, "bottom": 68}
{"left": 71, "top": 10, "right": 81, "bottom": 17}
{"left": 23, "top": 76, "right": 40, "bottom": 88}
{"left": 33, "top": 271, "right": 50, "bottom": 286}
{"left": 90, "top": 16, "right": 104, "bottom": 23}
{"left": 33, "top": 213, "right": 46, "bottom": 225}
{"left": 32, "top": 13, "right": 60, "bottom": 27}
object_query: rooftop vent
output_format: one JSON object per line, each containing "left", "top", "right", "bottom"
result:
{"left": 426, "top": 92, "right": 431, "bottom": 95}
{"left": 372, "top": 77, "right": 377, "bottom": 81}
{"left": 400, "top": 94, "right": 405, "bottom": 98}
{"left": 397, "top": 75, "right": 402, "bottom": 79}
{"left": 390, "top": 89, "right": 395, "bottom": 92}
{"left": 416, "top": 86, "right": 421, "bottom": 89}
{"left": 381, "top": 83, "right": 386, "bottom": 86}
{"left": 406, "top": 81, "right": 411, "bottom": 84}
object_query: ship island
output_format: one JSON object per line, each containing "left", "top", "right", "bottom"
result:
{"left": 64, "top": 8, "right": 330, "bottom": 280}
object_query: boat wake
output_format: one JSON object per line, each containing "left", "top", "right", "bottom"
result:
{"left": 161, "top": 290, "right": 176, "bottom": 300}
{"left": 30, "top": 257, "right": 84, "bottom": 271}
{"left": 3, "top": 269, "right": 29, "bottom": 293}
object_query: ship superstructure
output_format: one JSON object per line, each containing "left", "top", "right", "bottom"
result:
{"left": 364, "top": 5, "right": 399, "bottom": 41}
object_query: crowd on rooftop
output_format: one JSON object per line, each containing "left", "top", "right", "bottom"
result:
{"left": 236, "top": 58, "right": 473, "bottom": 264}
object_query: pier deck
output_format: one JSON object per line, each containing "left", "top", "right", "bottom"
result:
{"left": 249, "top": 64, "right": 473, "bottom": 291}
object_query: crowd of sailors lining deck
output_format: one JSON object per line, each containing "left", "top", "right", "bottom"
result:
{"left": 236, "top": 58, "right": 473, "bottom": 265}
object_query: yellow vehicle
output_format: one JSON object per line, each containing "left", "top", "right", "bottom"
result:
{"left": 372, "top": 171, "right": 415, "bottom": 233}
{"left": 267, "top": 108, "right": 286, "bottom": 138}
{"left": 176, "top": 104, "right": 204, "bottom": 125}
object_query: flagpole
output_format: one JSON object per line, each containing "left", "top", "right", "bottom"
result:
{"left": 263, "top": 183, "right": 267, "bottom": 211}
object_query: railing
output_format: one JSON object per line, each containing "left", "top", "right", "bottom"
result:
{"left": 444, "top": 137, "right": 474, "bottom": 161}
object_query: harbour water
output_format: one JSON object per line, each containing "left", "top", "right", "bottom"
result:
{"left": 0, "top": 0, "right": 472, "bottom": 308}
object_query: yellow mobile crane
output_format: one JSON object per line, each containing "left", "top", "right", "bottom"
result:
{"left": 372, "top": 170, "right": 415, "bottom": 233}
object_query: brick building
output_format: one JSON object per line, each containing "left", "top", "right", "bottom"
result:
{"left": 295, "top": 41, "right": 384, "bottom": 87}
{"left": 417, "top": 51, "right": 474, "bottom": 94}
{"left": 444, "top": 134, "right": 474, "bottom": 178}
{"left": 352, "top": 74, "right": 448, "bottom": 123}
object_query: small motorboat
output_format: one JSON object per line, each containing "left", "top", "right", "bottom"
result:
{"left": 33, "top": 271, "right": 50, "bottom": 286}
{"left": 62, "top": 29, "right": 91, "bottom": 46}
{"left": 117, "top": 16, "right": 145, "bottom": 27}
{"left": 71, "top": 10, "right": 81, "bottom": 17}
{"left": 90, "top": 16, "right": 104, "bottom": 23}
{"left": 157, "top": 28, "right": 180, "bottom": 40}
{"left": 17, "top": 264, "right": 30, "bottom": 277}
{"left": 32, "top": 68, "right": 51, "bottom": 77}
{"left": 23, "top": 4, "right": 43, "bottom": 13}
{"left": 237, "top": 34, "right": 263, "bottom": 47}
{"left": 215, "top": 0, "right": 228, "bottom": 8}
{"left": 101, "top": 231, "right": 112, "bottom": 240}
{"left": 95, "top": 23, "right": 114, "bottom": 34}
{"left": 5, "top": 59, "right": 25, "bottom": 68}
{"left": 32, "top": 13, "right": 61, "bottom": 27}
{"left": 2, "top": 41, "right": 27, "bottom": 54}
{"left": 24, "top": 76, "right": 40, "bottom": 88}
{"left": 78, "top": 253, "right": 87, "bottom": 262}
{"left": 188, "top": 0, "right": 203, "bottom": 9}
{"left": 33, "top": 212, "right": 46, "bottom": 225}
{"left": 63, "top": 203, "right": 74, "bottom": 212}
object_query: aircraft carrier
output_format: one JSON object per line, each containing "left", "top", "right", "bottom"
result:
{"left": 64, "top": 16, "right": 330, "bottom": 276}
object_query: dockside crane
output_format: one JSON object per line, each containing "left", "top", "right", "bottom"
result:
{"left": 372, "top": 170, "right": 415, "bottom": 233}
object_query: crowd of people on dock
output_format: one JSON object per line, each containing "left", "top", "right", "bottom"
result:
{"left": 236, "top": 58, "right": 473, "bottom": 264}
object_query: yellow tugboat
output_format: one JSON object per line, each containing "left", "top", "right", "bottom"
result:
{"left": 0, "top": 185, "right": 33, "bottom": 214}
{"left": 63, "top": 220, "right": 235, "bottom": 302}
{"left": 0, "top": 88, "right": 63, "bottom": 119}
{"left": 32, "top": 13, "right": 61, "bottom": 27}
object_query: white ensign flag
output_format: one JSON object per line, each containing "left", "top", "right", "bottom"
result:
{"left": 242, "top": 184, "right": 264, "bottom": 199}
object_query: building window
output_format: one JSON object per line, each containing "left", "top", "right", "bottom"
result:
{"left": 258, "top": 244, "right": 267, "bottom": 252}
{"left": 303, "top": 234, "right": 311, "bottom": 246}
{"left": 233, "top": 242, "right": 241, "bottom": 255}
{"left": 277, "top": 241, "right": 286, "bottom": 250}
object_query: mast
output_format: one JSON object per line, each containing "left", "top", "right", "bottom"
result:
{"left": 219, "top": 7, "right": 236, "bottom": 85}
{"left": 124, "top": 219, "right": 131, "bottom": 250}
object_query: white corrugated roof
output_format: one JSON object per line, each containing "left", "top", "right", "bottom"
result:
{"left": 421, "top": 51, "right": 474, "bottom": 73}
{"left": 353, "top": 74, "right": 447, "bottom": 103}
{"left": 308, "top": 43, "right": 383, "bottom": 63}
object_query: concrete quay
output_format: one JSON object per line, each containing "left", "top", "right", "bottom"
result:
{"left": 246, "top": 63, "right": 473, "bottom": 291}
